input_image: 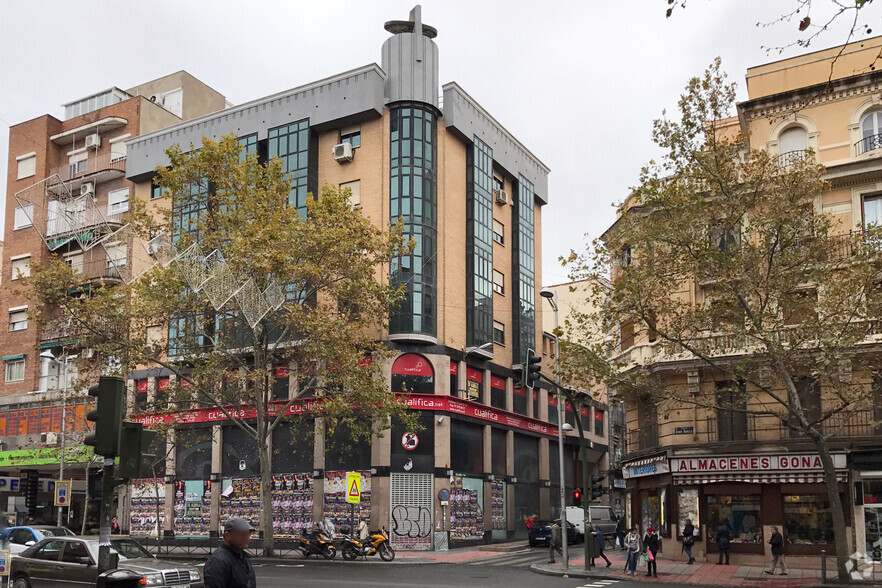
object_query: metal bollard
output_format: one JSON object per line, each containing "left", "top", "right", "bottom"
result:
{"left": 820, "top": 549, "right": 826, "bottom": 585}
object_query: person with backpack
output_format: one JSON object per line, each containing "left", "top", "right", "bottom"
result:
{"left": 642, "top": 525, "right": 660, "bottom": 577}
{"left": 682, "top": 518, "right": 695, "bottom": 564}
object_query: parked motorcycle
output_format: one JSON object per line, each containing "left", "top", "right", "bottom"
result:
{"left": 298, "top": 527, "right": 337, "bottom": 559}
{"left": 340, "top": 527, "right": 395, "bottom": 561}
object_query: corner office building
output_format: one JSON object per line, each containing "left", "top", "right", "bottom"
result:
{"left": 121, "top": 6, "right": 610, "bottom": 548}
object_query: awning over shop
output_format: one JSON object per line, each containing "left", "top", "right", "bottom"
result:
{"left": 674, "top": 471, "right": 847, "bottom": 485}
{"left": 625, "top": 454, "right": 667, "bottom": 468}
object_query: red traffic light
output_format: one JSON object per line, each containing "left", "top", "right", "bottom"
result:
{"left": 573, "top": 489, "right": 582, "bottom": 502}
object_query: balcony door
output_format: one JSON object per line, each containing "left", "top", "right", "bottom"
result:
{"left": 715, "top": 380, "right": 748, "bottom": 442}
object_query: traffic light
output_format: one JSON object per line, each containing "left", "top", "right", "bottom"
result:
{"left": 591, "top": 475, "right": 604, "bottom": 500}
{"left": 521, "top": 349, "right": 541, "bottom": 388}
{"left": 117, "top": 422, "right": 157, "bottom": 480}
{"left": 84, "top": 376, "right": 126, "bottom": 457}
{"left": 573, "top": 488, "right": 582, "bottom": 504}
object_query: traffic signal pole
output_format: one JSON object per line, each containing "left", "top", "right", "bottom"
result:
{"left": 98, "top": 457, "right": 116, "bottom": 572}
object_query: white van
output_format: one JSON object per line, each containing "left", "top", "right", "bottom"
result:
{"left": 565, "top": 505, "right": 619, "bottom": 540}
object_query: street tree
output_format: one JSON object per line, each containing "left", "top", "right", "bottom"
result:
{"left": 21, "top": 134, "right": 416, "bottom": 555}
{"left": 562, "top": 59, "right": 882, "bottom": 580}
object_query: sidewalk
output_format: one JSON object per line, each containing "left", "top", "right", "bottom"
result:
{"left": 530, "top": 547, "right": 852, "bottom": 587}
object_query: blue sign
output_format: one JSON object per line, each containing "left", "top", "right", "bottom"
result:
{"left": 438, "top": 488, "right": 450, "bottom": 501}
{"left": 674, "top": 427, "right": 695, "bottom": 435}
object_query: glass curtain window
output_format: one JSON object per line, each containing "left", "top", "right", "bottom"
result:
{"left": 268, "top": 120, "right": 309, "bottom": 215}
{"left": 450, "top": 420, "right": 484, "bottom": 475}
{"left": 512, "top": 176, "right": 536, "bottom": 360}
{"left": 389, "top": 105, "right": 438, "bottom": 337}
{"left": 238, "top": 134, "right": 258, "bottom": 162}
{"left": 466, "top": 137, "right": 494, "bottom": 347}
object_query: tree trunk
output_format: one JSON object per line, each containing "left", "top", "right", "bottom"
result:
{"left": 259, "top": 434, "right": 274, "bottom": 556}
{"left": 811, "top": 433, "right": 850, "bottom": 582}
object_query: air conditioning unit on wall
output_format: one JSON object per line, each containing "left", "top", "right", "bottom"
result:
{"left": 85, "top": 134, "right": 101, "bottom": 150}
{"left": 494, "top": 189, "right": 508, "bottom": 205}
{"left": 80, "top": 182, "right": 94, "bottom": 197}
{"left": 333, "top": 142, "right": 354, "bottom": 163}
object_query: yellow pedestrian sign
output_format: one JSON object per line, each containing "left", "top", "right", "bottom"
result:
{"left": 346, "top": 471, "right": 361, "bottom": 504}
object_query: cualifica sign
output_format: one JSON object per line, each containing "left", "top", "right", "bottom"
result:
{"left": 132, "top": 393, "right": 560, "bottom": 437}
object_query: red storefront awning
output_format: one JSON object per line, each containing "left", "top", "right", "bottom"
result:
{"left": 392, "top": 354, "right": 434, "bottom": 377}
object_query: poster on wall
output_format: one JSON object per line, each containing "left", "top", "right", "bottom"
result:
{"left": 450, "top": 476, "right": 484, "bottom": 540}
{"left": 678, "top": 488, "right": 699, "bottom": 533}
{"left": 174, "top": 480, "right": 211, "bottom": 536}
{"left": 490, "top": 480, "right": 506, "bottom": 539}
{"left": 130, "top": 479, "right": 165, "bottom": 536}
{"left": 323, "top": 470, "right": 371, "bottom": 537}
{"left": 218, "top": 474, "right": 314, "bottom": 538}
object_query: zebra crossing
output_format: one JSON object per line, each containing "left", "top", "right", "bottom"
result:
{"left": 577, "top": 581, "right": 620, "bottom": 588}
{"left": 465, "top": 549, "right": 623, "bottom": 575}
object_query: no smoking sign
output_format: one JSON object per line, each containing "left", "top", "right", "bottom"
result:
{"left": 401, "top": 431, "right": 419, "bottom": 451}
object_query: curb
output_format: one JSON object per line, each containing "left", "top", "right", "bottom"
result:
{"left": 529, "top": 563, "right": 616, "bottom": 580}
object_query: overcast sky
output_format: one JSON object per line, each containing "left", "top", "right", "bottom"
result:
{"left": 2, "top": 0, "right": 880, "bottom": 285}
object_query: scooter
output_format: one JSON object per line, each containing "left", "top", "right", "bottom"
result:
{"left": 340, "top": 527, "right": 395, "bottom": 561}
{"left": 298, "top": 526, "right": 337, "bottom": 559}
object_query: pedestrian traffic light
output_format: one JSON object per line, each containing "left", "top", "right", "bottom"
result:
{"left": 591, "top": 475, "right": 604, "bottom": 500}
{"left": 84, "top": 376, "right": 126, "bottom": 457}
{"left": 117, "top": 422, "right": 157, "bottom": 480}
{"left": 521, "top": 349, "right": 541, "bottom": 388}
{"left": 573, "top": 488, "right": 582, "bottom": 504}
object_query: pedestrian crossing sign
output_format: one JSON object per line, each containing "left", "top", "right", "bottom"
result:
{"left": 346, "top": 471, "right": 361, "bottom": 504}
{"left": 54, "top": 481, "right": 70, "bottom": 507}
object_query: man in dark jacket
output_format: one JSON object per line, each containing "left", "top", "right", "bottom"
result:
{"left": 715, "top": 519, "right": 732, "bottom": 565}
{"left": 616, "top": 516, "right": 626, "bottom": 550}
{"left": 764, "top": 526, "right": 788, "bottom": 575}
{"left": 204, "top": 517, "right": 257, "bottom": 588}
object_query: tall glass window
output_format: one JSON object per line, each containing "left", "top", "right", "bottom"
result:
{"left": 268, "top": 120, "right": 310, "bottom": 216}
{"left": 238, "top": 133, "right": 258, "bottom": 162}
{"left": 512, "top": 176, "right": 536, "bottom": 361}
{"left": 467, "top": 137, "right": 494, "bottom": 347}
{"left": 389, "top": 105, "right": 437, "bottom": 338}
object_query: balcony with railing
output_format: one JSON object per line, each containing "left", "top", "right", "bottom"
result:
{"left": 856, "top": 134, "right": 882, "bottom": 155}
{"left": 626, "top": 424, "right": 659, "bottom": 452}
{"left": 777, "top": 149, "right": 809, "bottom": 167}
{"left": 47, "top": 152, "right": 126, "bottom": 194}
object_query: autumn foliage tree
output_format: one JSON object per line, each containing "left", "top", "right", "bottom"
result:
{"left": 22, "top": 134, "right": 415, "bottom": 554}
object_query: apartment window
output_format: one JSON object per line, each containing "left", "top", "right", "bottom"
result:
{"left": 105, "top": 243, "right": 127, "bottom": 270}
{"left": 594, "top": 408, "right": 605, "bottom": 436}
{"left": 5, "top": 359, "right": 25, "bottom": 383}
{"left": 619, "top": 245, "right": 632, "bottom": 267}
{"left": 69, "top": 151, "right": 88, "bottom": 176}
{"left": 340, "top": 180, "right": 361, "bottom": 207}
{"left": 268, "top": 119, "right": 310, "bottom": 214}
{"left": 493, "top": 219, "right": 504, "bottom": 245}
{"left": 710, "top": 222, "right": 741, "bottom": 251}
{"left": 493, "top": 176, "right": 504, "bottom": 192}
{"left": 16, "top": 153, "right": 35, "bottom": 180}
{"left": 64, "top": 252, "right": 83, "bottom": 274}
{"left": 10, "top": 256, "right": 31, "bottom": 280}
{"left": 108, "top": 188, "right": 129, "bottom": 215}
{"left": 110, "top": 138, "right": 128, "bottom": 162}
{"left": 14, "top": 205, "right": 33, "bottom": 230}
{"left": 620, "top": 320, "right": 635, "bottom": 351}
{"left": 789, "top": 378, "right": 821, "bottom": 437}
{"left": 493, "top": 269, "right": 505, "bottom": 295}
{"left": 151, "top": 184, "right": 165, "bottom": 200}
{"left": 862, "top": 111, "right": 882, "bottom": 145}
{"left": 9, "top": 309, "right": 28, "bottom": 332}
{"left": 340, "top": 125, "right": 361, "bottom": 148}
{"left": 778, "top": 126, "right": 808, "bottom": 155}
{"left": 716, "top": 381, "right": 748, "bottom": 442}
{"left": 863, "top": 194, "right": 882, "bottom": 228}
{"left": 493, "top": 320, "right": 505, "bottom": 345}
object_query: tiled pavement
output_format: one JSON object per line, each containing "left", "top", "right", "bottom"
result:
{"left": 531, "top": 548, "right": 841, "bottom": 587}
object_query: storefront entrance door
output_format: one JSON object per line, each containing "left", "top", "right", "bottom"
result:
{"left": 865, "top": 506, "right": 882, "bottom": 562}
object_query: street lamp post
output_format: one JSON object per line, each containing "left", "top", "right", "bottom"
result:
{"left": 540, "top": 288, "right": 568, "bottom": 569}
{"left": 40, "top": 350, "right": 71, "bottom": 527}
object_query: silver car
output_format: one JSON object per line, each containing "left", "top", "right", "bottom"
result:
{"left": 10, "top": 536, "right": 203, "bottom": 588}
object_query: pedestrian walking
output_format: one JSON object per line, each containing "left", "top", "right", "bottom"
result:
{"left": 625, "top": 526, "right": 641, "bottom": 575}
{"left": 526, "top": 514, "right": 536, "bottom": 533}
{"left": 715, "top": 518, "right": 732, "bottom": 565}
{"left": 682, "top": 518, "right": 695, "bottom": 564}
{"left": 590, "top": 523, "right": 612, "bottom": 567}
{"left": 111, "top": 516, "right": 121, "bottom": 535}
{"left": 548, "top": 520, "right": 563, "bottom": 563}
{"left": 642, "top": 525, "right": 660, "bottom": 577}
{"left": 764, "top": 526, "right": 788, "bottom": 576}
{"left": 204, "top": 517, "right": 257, "bottom": 588}
{"left": 616, "top": 516, "right": 627, "bottom": 550}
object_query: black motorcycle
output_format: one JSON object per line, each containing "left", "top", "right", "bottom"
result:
{"left": 298, "top": 527, "right": 337, "bottom": 559}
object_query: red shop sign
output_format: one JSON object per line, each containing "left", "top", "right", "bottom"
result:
{"left": 490, "top": 376, "right": 506, "bottom": 390}
{"left": 136, "top": 381, "right": 148, "bottom": 394}
{"left": 450, "top": 362, "right": 457, "bottom": 375}
{"left": 392, "top": 354, "right": 434, "bottom": 377}
{"left": 595, "top": 410, "right": 604, "bottom": 421}
{"left": 466, "top": 367, "right": 483, "bottom": 383}
{"left": 157, "top": 378, "right": 170, "bottom": 391}
{"left": 513, "top": 385, "right": 526, "bottom": 397}
{"left": 581, "top": 406, "right": 591, "bottom": 417}
{"left": 275, "top": 367, "right": 290, "bottom": 378}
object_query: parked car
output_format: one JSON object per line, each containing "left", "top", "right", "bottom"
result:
{"left": 3, "top": 526, "right": 76, "bottom": 555}
{"left": 10, "top": 536, "right": 203, "bottom": 588}
{"left": 564, "top": 505, "right": 619, "bottom": 539}
{"left": 528, "top": 519, "right": 578, "bottom": 547}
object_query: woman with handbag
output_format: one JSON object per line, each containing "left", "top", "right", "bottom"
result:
{"left": 624, "top": 526, "right": 641, "bottom": 575}
{"left": 682, "top": 518, "right": 695, "bottom": 565}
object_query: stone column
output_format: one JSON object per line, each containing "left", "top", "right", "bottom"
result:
{"left": 482, "top": 368, "right": 491, "bottom": 405}
{"left": 164, "top": 428, "right": 175, "bottom": 536}
{"left": 313, "top": 418, "right": 325, "bottom": 526}
{"left": 505, "top": 377, "right": 513, "bottom": 413}
{"left": 483, "top": 425, "right": 492, "bottom": 534}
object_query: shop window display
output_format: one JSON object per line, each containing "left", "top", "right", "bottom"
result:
{"left": 706, "top": 494, "right": 762, "bottom": 544}
{"left": 783, "top": 495, "right": 833, "bottom": 545}
{"left": 678, "top": 488, "right": 700, "bottom": 534}
{"left": 323, "top": 470, "right": 371, "bottom": 536}
{"left": 450, "top": 475, "right": 484, "bottom": 540}
{"left": 130, "top": 479, "right": 166, "bottom": 536}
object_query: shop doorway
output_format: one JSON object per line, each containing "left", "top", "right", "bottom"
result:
{"left": 866, "top": 506, "right": 882, "bottom": 562}
{"left": 390, "top": 473, "right": 433, "bottom": 551}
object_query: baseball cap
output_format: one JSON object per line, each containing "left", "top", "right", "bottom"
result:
{"left": 224, "top": 517, "right": 255, "bottom": 533}
{"left": 647, "top": 526, "right": 654, "bottom": 532}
